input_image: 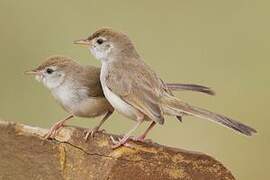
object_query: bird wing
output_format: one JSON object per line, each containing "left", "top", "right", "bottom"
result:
{"left": 105, "top": 60, "right": 166, "bottom": 124}
{"left": 78, "top": 65, "right": 105, "bottom": 97}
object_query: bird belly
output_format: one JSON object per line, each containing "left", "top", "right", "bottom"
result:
{"left": 51, "top": 84, "right": 88, "bottom": 113}
{"left": 73, "top": 97, "right": 113, "bottom": 118}
{"left": 100, "top": 62, "right": 144, "bottom": 121}
{"left": 102, "top": 83, "right": 141, "bottom": 121}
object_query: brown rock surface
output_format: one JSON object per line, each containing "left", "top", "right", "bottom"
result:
{"left": 0, "top": 120, "right": 235, "bottom": 180}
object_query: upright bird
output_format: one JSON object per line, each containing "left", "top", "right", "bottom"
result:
{"left": 26, "top": 55, "right": 214, "bottom": 140}
{"left": 74, "top": 28, "right": 256, "bottom": 148}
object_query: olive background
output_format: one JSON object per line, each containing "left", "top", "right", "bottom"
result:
{"left": 0, "top": 1, "right": 269, "bottom": 179}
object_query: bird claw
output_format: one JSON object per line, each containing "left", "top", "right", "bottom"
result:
{"left": 131, "top": 136, "right": 144, "bottom": 142}
{"left": 44, "top": 122, "right": 64, "bottom": 140}
{"left": 131, "top": 136, "right": 153, "bottom": 143}
{"left": 43, "top": 127, "right": 51, "bottom": 138}
{"left": 110, "top": 136, "right": 132, "bottom": 149}
{"left": 43, "top": 131, "right": 54, "bottom": 140}
{"left": 84, "top": 127, "right": 105, "bottom": 141}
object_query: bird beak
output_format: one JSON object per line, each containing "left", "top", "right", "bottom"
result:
{"left": 73, "top": 38, "right": 90, "bottom": 47}
{"left": 24, "top": 70, "right": 40, "bottom": 75}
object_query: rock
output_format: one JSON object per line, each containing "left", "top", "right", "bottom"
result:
{"left": 0, "top": 120, "right": 235, "bottom": 180}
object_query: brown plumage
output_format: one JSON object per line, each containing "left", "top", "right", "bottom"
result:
{"left": 35, "top": 56, "right": 104, "bottom": 97}
{"left": 27, "top": 55, "right": 214, "bottom": 140}
{"left": 27, "top": 56, "right": 113, "bottom": 140}
{"left": 75, "top": 28, "right": 256, "bottom": 148}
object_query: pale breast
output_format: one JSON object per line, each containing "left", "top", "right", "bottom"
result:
{"left": 51, "top": 83, "right": 89, "bottom": 113}
{"left": 100, "top": 63, "right": 141, "bottom": 120}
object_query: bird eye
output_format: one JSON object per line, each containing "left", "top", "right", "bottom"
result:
{"left": 46, "top": 68, "right": 54, "bottom": 74}
{"left": 96, "top": 38, "right": 104, "bottom": 45}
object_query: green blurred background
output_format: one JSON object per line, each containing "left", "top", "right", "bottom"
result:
{"left": 0, "top": 0, "right": 269, "bottom": 179}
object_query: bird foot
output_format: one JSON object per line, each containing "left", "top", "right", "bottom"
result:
{"left": 110, "top": 136, "right": 132, "bottom": 149}
{"left": 131, "top": 136, "right": 153, "bottom": 143}
{"left": 44, "top": 121, "right": 65, "bottom": 140}
{"left": 84, "top": 127, "right": 105, "bottom": 141}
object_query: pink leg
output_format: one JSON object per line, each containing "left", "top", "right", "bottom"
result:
{"left": 84, "top": 111, "right": 113, "bottom": 141}
{"left": 110, "top": 116, "right": 144, "bottom": 149}
{"left": 44, "top": 114, "right": 74, "bottom": 139}
{"left": 133, "top": 121, "right": 156, "bottom": 142}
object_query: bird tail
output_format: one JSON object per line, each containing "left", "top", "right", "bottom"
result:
{"left": 161, "top": 94, "right": 257, "bottom": 136}
{"left": 166, "top": 83, "right": 215, "bottom": 95}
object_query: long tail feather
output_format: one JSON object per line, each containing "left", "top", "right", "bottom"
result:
{"left": 162, "top": 95, "right": 257, "bottom": 136}
{"left": 166, "top": 83, "right": 215, "bottom": 95}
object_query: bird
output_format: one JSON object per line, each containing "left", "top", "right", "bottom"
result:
{"left": 25, "top": 55, "right": 215, "bottom": 140}
{"left": 74, "top": 28, "right": 257, "bottom": 148}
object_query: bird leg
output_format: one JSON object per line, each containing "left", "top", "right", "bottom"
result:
{"left": 84, "top": 111, "right": 113, "bottom": 141}
{"left": 132, "top": 121, "right": 156, "bottom": 142}
{"left": 44, "top": 114, "right": 74, "bottom": 139}
{"left": 110, "top": 117, "right": 144, "bottom": 149}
